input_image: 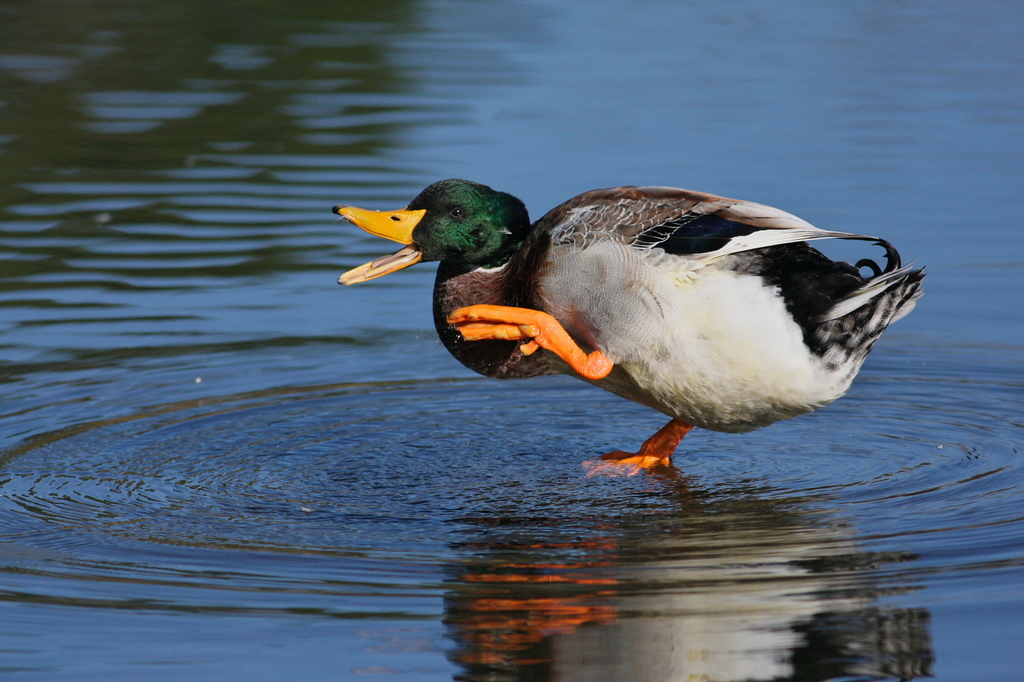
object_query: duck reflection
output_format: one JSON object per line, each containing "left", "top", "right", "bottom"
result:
{"left": 443, "top": 472, "right": 932, "bottom": 682}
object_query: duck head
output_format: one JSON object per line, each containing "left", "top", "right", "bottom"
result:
{"left": 335, "top": 178, "right": 531, "bottom": 284}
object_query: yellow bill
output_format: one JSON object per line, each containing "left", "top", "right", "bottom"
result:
{"left": 334, "top": 205, "right": 427, "bottom": 284}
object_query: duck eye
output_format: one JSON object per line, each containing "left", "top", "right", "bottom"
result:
{"left": 450, "top": 206, "right": 465, "bottom": 219}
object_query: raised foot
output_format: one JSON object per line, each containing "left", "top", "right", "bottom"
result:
{"left": 447, "top": 304, "right": 614, "bottom": 380}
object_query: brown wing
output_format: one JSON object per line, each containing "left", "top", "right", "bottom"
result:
{"left": 526, "top": 184, "right": 907, "bottom": 275}
{"left": 534, "top": 186, "right": 820, "bottom": 251}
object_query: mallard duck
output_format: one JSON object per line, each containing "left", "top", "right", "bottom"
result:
{"left": 334, "top": 179, "right": 924, "bottom": 469}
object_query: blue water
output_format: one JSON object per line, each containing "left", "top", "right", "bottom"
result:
{"left": 1, "top": 1, "right": 1023, "bottom": 680}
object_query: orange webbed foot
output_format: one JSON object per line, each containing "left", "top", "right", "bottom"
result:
{"left": 583, "top": 420, "right": 694, "bottom": 477}
{"left": 583, "top": 452, "right": 671, "bottom": 477}
{"left": 447, "top": 305, "right": 613, "bottom": 380}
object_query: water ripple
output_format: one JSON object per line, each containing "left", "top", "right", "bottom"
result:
{"left": 1, "top": 346, "right": 1020, "bottom": 601}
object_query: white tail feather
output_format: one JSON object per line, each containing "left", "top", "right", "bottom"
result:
{"left": 817, "top": 263, "right": 921, "bottom": 322}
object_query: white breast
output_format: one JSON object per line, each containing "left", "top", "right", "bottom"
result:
{"left": 541, "top": 243, "right": 851, "bottom": 432}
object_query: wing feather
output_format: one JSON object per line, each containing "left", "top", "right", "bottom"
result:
{"left": 539, "top": 185, "right": 883, "bottom": 262}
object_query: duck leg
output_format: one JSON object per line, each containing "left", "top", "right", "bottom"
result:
{"left": 448, "top": 305, "right": 614, "bottom": 380}
{"left": 600, "top": 419, "right": 694, "bottom": 469}
{"left": 450, "top": 304, "right": 689, "bottom": 471}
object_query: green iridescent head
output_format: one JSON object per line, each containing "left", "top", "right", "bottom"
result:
{"left": 336, "top": 179, "right": 532, "bottom": 284}
{"left": 406, "top": 179, "right": 531, "bottom": 267}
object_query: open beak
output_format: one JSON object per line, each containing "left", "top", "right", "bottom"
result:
{"left": 334, "top": 205, "right": 427, "bottom": 284}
